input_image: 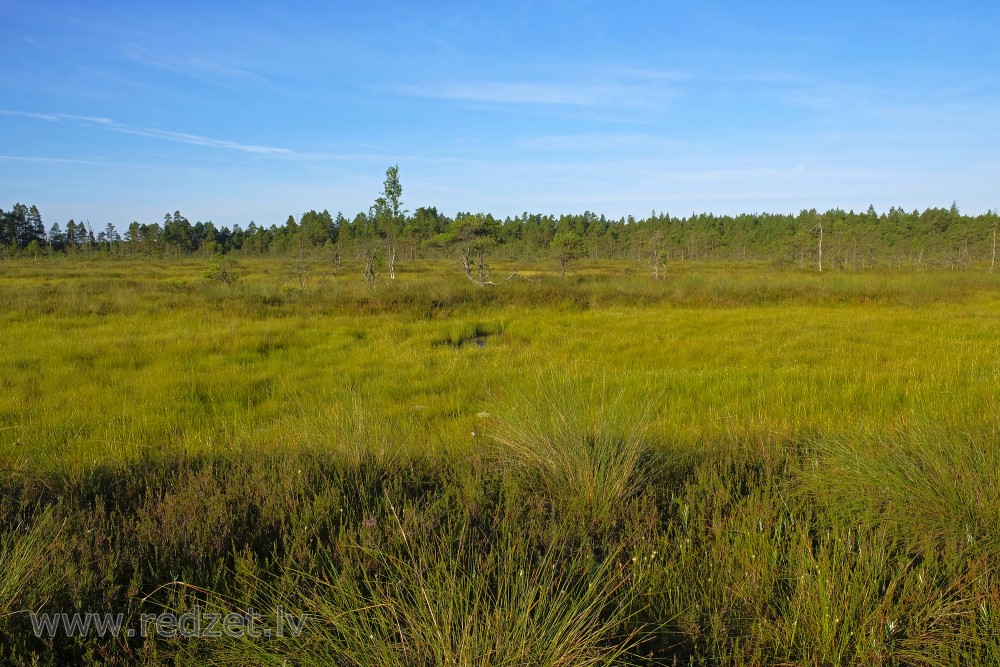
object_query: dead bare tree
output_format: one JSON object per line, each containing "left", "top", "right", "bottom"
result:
{"left": 290, "top": 238, "right": 313, "bottom": 290}
{"left": 648, "top": 232, "right": 666, "bottom": 280}
{"left": 461, "top": 245, "right": 491, "bottom": 287}
{"left": 358, "top": 243, "right": 380, "bottom": 289}
{"left": 811, "top": 219, "right": 824, "bottom": 272}
{"left": 457, "top": 244, "right": 527, "bottom": 286}
{"left": 451, "top": 213, "right": 507, "bottom": 287}
{"left": 649, "top": 248, "right": 666, "bottom": 280}
{"left": 991, "top": 227, "right": 997, "bottom": 274}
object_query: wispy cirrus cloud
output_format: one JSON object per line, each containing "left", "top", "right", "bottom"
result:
{"left": 122, "top": 45, "right": 268, "bottom": 84}
{"left": 0, "top": 110, "right": 113, "bottom": 124}
{"left": 107, "top": 124, "right": 292, "bottom": 155}
{"left": 390, "top": 76, "right": 678, "bottom": 109}
{"left": 391, "top": 66, "right": 805, "bottom": 111}
{"left": 0, "top": 155, "right": 94, "bottom": 164}
{"left": 517, "top": 133, "right": 681, "bottom": 152}
{"left": 605, "top": 66, "right": 694, "bottom": 81}
{"left": 390, "top": 81, "right": 607, "bottom": 106}
{"left": 0, "top": 109, "right": 292, "bottom": 155}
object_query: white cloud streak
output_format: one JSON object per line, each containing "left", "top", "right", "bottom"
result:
{"left": 517, "top": 133, "right": 667, "bottom": 152}
{"left": 107, "top": 125, "right": 292, "bottom": 155}
{"left": 390, "top": 77, "right": 677, "bottom": 109}
{"left": 122, "top": 46, "right": 268, "bottom": 84}
{"left": 0, "top": 155, "right": 93, "bottom": 164}
{"left": 390, "top": 81, "right": 604, "bottom": 105}
{"left": 0, "top": 109, "right": 292, "bottom": 155}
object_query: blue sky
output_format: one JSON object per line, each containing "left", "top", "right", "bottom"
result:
{"left": 1, "top": 1, "right": 998, "bottom": 228}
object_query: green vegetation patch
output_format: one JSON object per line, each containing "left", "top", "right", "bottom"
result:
{"left": 1, "top": 257, "right": 999, "bottom": 665}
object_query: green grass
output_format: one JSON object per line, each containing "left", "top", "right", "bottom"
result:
{"left": 488, "top": 369, "right": 659, "bottom": 521}
{"left": 191, "top": 496, "right": 638, "bottom": 667}
{"left": 4, "top": 256, "right": 999, "bottom": 470}
{"left": 0, "top": 507, "right": 64, "bottom": 619}
{"left": 1, "top": 255, "right": 999, "bottom": 665}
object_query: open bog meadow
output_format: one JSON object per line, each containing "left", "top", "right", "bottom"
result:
{"left": 2, "top": 256, "right": 999, "bottom": 665}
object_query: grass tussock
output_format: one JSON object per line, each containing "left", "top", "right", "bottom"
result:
{"left": 0, "top": 507, "right": 65, "bottom": 619}
{"left": 801, "top": 423, "right": 1000, "bottom": 556}
{"left": 197, "top": 505, "right": 637, "bottom": 667}
{"left": 487, "top": 370, "right": 659, "bottom": 521}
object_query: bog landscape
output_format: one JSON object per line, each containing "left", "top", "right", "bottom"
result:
{"left": 2, "top": 181, "right": 999, "bottom": 664}
{"left": 4, "top": 3, "right": 1000, "bottom": 664}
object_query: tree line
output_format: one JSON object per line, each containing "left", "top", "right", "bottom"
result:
{"left": 4, "top": 169, "right": 999, "bottom": 273}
